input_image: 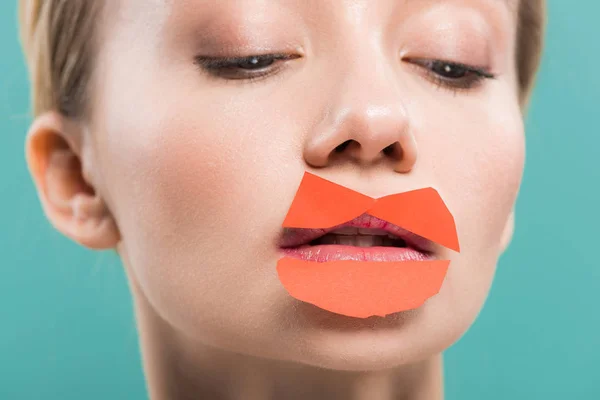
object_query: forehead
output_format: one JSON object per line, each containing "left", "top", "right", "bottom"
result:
{"left": 103, "top": 0, "right": 518, "bottom": 33}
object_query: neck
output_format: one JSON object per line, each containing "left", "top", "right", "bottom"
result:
{"left": 128, "top": 275, "right": 444, "bottom": 400}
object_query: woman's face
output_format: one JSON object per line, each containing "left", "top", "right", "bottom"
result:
{"left": 89, "top": 0, "right": 523, "bottom": 370}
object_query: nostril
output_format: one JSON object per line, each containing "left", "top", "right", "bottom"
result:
{"left": 333, "top": 140, "right": 400, "bottom": 159}
{"left": 334, "top": 140, "right": 352, "bottom": 153}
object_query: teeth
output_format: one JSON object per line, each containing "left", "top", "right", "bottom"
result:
{"left": 357, "top": 228, "right": 390, "bottom": 235}
{"left": 318, "top": 235, "right": 339, "bottom": 245}
{"left": 314, "top": 234, "right": 405, "bottom": 247}
{"left": 328, "top": 227, "right": 393, "bottom": 236}
{"left": 337, "top": 235, "right": 384, "bottom": 247}
{"left": 312, "top": 226, "right": 408, "bottom": 247}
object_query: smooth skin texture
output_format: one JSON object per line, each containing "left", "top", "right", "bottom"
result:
{"left": 25, "top": 0, "right": 522, "bottom": 399}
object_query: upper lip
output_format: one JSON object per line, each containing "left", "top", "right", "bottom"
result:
{"left": 279, "top": 213, "right": 436, "bottom": 252}
{"left": 278, "top": 171, "right": 461, "bottom": 254}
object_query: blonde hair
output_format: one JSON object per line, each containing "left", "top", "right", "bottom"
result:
{"left": 18, "top": 0, "right": 102, "bottom": 119}
{"left": 18, "top": 0, "right": 546, "bottom": 120}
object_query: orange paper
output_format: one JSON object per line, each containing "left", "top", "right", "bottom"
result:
{"left": 277, "top": 258, "right": 450, "bottom": 318}
{"left": 282, "top": 171, "right": 375, "bottom": 229}
{"left": 283, "top": 171, "right": 459, "bottom": 252}
{"left": 277, "top": 171, "right": 460, "bottom": 318}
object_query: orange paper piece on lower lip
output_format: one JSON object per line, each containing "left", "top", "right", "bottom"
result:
{"left": 277, "top": 258, "right": 450, "bottom": 318}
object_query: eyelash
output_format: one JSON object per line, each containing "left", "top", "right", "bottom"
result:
{"left": 406, "top": 58, "right": 496, "bottom": 93}
{"left": 194, "top": 53, "right": 297, "bottom": 84}
{"left": 193, "top": 53, "right": 496, "bottom": 92}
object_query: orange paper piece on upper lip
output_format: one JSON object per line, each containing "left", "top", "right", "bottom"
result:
{"left": 276, "top": 258, "right": 450, "bottom": 318}
{"left": 369, "top": 190, "right": 460, "bottom": 252}
{"left": 282, "top": 172, "right": 459, "bottom": 252}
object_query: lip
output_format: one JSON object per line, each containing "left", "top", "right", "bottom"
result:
{"left": 278, "top": 213, "right": 437, "bottom": 256}
{"left": 282, "top": 245, "right": 434, "bottom": 262}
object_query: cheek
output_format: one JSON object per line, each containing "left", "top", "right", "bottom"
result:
{"left": 95, "top": 83, "right": 310, "bottom": 343}
{"left": 412, "top": 93, "right": 525, "bottom": 340}
{"left": 458, "top": 107, "right": 525, "bottom": 251}
{"left": 416, "top": 95, "right": 525, "bottom": 253}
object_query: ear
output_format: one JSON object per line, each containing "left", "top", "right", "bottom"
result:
{"left": 499, "top": 209, "right": 515, "bottom": 253}
{"left": 24, "top": 111, "right": 121, "bottom": 250}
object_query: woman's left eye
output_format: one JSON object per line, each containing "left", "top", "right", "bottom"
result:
{"left": 407, "top": 58, "right": 496, "bottom": 91}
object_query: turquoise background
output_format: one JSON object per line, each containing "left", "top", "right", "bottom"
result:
{"left": 1, "top": 1, "right": 598, "bottom": 399}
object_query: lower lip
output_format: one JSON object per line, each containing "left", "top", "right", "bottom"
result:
{"left": 281, "top": 245, "right": 434, "bottom": 262}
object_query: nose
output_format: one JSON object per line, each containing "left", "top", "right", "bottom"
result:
{"left": 303, "top": 60, "right": 417, "bottom": 173}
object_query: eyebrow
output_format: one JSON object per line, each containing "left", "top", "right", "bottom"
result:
{"left": 401, "top": 0, "right": 518, "bottom": 16}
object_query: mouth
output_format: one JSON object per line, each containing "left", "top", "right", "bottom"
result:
{"left": 275, "top": 171, "right": 458, "bottom": 318}
{"left": 278, "top": 214, "right": 436, "bottom": 262}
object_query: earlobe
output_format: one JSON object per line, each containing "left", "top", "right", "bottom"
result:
{"left": 24, "top": 111, "right": 121, "bottom": 250}
{"left": 500, "top": 210, "right": 515, "bottom": 253}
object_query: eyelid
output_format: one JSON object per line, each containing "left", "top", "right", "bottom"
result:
{"left": 194, "top": 53, "right": 301, "bottom": 82}
{"left": 404, "top": 57, "right": 496, "bottom": 93}
{"left": 405, "top": 57, "right": 495, "bottom": 78}
{"left": 195, "top": 53, "right": 296, "bottom": 69}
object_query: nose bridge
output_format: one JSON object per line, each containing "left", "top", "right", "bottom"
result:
{"left": 335, "top": 42, "right": 402, "bottom": 120}
{"left": 330, "top": 42, "right": 409, "bottom": 159}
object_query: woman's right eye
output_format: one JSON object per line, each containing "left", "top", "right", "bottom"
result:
{"left": 194, "top": 53, "right": 300, "bottom": 81}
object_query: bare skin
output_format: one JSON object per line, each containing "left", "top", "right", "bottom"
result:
{"left": 25, "top": 0, "right": 522, "bottom": 399}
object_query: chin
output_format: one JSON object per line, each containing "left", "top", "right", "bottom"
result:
{"left": 294, "top": 328, "right": 441, "bottom": 372}
{"left": 280, "top": 301, "right": 459, "bottom": 372}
